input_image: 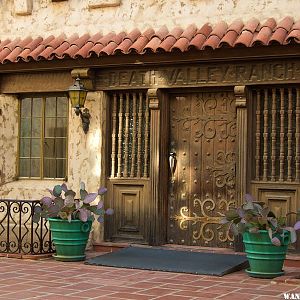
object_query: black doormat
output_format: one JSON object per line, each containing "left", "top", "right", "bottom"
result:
{"left": 85, "top": 247, "right": 249, "bottom": 276}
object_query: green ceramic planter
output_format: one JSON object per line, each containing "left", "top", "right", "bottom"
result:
{"left": 243, "top": 230, "right": 290, "bottom": 278}
{"left": 49, "top": 218, "right": 92, "bottom": 262}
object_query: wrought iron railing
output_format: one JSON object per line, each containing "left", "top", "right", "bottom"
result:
{"left": 0, "top": 199, "right": 54, "bottom": 255}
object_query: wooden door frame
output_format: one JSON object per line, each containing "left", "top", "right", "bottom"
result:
{"left": 148, "top": 86, "right": 250, "bottom": 246}
{"left": 148, "top": 88, "right": 169, "bottom": 245}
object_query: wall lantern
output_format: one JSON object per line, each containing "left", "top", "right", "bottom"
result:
{"left": 68, "top": 76, "right": 91, "bottom": 134}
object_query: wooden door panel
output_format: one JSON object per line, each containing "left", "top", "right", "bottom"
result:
{"left": 108, "top": 181, "right": 148, "bottom": 242}
{"left": 168, "top": 91, "right": 236, "bottom": 248}
{"left": 120, "top": 189, "right": 141, "bottom": 232}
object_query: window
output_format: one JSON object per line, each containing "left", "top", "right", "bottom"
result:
{"left": 109, "top": 91, "right": 150, "bottom": 178}
{"left": 19, "top": 96, "right": 68, "bottom": 179}
{"left": 252, "top": 86, "right": 300, "bottom": 182}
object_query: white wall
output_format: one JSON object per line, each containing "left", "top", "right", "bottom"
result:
{"left": 4, "top": 0, "right": 300, "bottom": 39}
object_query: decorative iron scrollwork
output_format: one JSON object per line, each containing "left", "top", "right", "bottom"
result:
{"left": 174, "top": 197, "right": 235, "bottom": 243}
{"left": 169, "top": 92, "right": 237, "bottom": 247}
{"left": 0, "top": 199, "right": 54, "bottom": 255}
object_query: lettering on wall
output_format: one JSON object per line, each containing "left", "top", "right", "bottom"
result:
{"left": 96, "top": 61, "right": 300, "bottom": 89}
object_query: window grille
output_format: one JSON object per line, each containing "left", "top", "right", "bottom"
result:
{"left": 110, "top": 91, "right": 150, "bottom": 178}
{"left": 253, "top": 87, "right": 300, "bottom": 182}
{"left": 19, "top": 96, "right": 68, "bottom": 179}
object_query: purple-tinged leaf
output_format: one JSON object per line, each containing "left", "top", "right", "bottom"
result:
{"left": 83, "top": 193, "right": 98, "bottom": 204}
{"left": 97, "top": 215, "right": 104, "bottom": 223}
{"left": 230, "top": 223, "right": 239, "bottom": 236}
{"left": 271, "top": 237, "right": 281, "bottom": 246}
{"left": 105, "top": 208, "right": 114, "bottom": 215}
{"left": 79, "top": 208, "right": 88, "bottom": 222}
{"left": 75, "top": 200, "right": 81, "bottom": 209}
{"left": 261, "top": 207, "right": 270, "bottom": 217}
{"left": 80, "top": 182, "right": 85, "bottom": 190}
{"left": 97, "top": 200, "right": 104, "bottom": 210}
{"left": 54, "top": 197, "right": 64, "bottom": 209}
{"left": 225, "top": 209, "right": 239, "bottom": 221}
{"left": 34, "top": 206, "right": 42, "bottom": 213}
{"left": 268, "top": 217, "right": 278, "bottom": 228}
{"left": 48, "top": 204, "right": 59, "bottom": 217}
{"left": 294, "top": 221, "right": 300, "bottom": 231}
{"left": 237, "top": 208, "right": 245, "bottom": 218}
{"left": 32, "top": 212, "right": 41, "bottom": 223}
{"left": 65, "top": 190, "right": 76, "bottom": 198}
{"left": 96, "top": 208, "right": 105, "bottom": 215}
{"left": 245, "top": 194, "right": 254, "bottom": 202}
{"left": 98, "top": 187, "right": 107, "bottom": 195}
{"left": 58, "top": 211, "right": 68, "bottom": 220}
{"left": 80, "top": 189, "right": 88, "bottom": 201}
{"left": 61, "top": 183, "right": 68, "bottom": 192}
{"left": 64, "top": 194, "right": 74, "bottom": 207}
{"left": 285, "top": 227, "right": 297, "bottom": 243}
{"left": 243, "top": 201, "right": 254, "bottom": 210}
{"left": 41, "top": 197, "right": 52, "bottom": 207}
{"left": 53, "top": 185, "right": 62, "bottom": 197}
{"left": 219, "top": 217, "right": 229, "bottom": 224}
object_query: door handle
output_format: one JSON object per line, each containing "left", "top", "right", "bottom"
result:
{"left": 169, "top": 152, "right": 177, "bottom": 178}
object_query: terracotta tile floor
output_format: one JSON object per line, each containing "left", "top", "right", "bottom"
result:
{"left": 0, "top": 251, "right": 299, "bottom": 300}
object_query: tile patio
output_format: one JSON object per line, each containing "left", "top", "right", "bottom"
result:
{"left": 0, "top": 251, "right": 299, "bottom": 300}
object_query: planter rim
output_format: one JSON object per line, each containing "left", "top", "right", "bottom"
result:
{"left": 48, "top": 218, "right": 92, "bottom": 223}
{"left": 244, "top": 229, "right": 290, "bottom": 234}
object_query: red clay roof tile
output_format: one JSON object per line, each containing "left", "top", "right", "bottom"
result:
{"left": 252, "top": 18, "right": 277, "bottom": 46}
{"left": 234, "top": 30, "right": 254, "bottom": 47}
{"left": 157, "top": 27, "right": 184, "bottom": 52}
{"left": 63, "top": 34, "right": 90, "bottom": 58}
{"left": 220, "top": 30, "right": 239, "bottom": 47}
{"left": 286, "top": 20, "right": 300, "bottom": 43}
{"left": 277, "top": 16, "right": 294, "bottom": 31}
{"left": 129, "top": 28, "right": 155, "bottom": 53}
{"left": 74, "top": 33, "right": 102, "bottom": 58}
{"left": 171, "top": 24, "right": 197, "bottom": 51}
{"left": 0, "top": 17, "right": 298, "bottom": 64}
{"left": 52, "top": 34, "right": 79, "bottom": 58}
{"left": 243, "top": 18, "right": 260, "bottom": 33}
{"left": 17, "top": 37, "right": 43, "bottom": 61}
{"left": 203, "top": 35, "right": 221, "bottom": 49}
{"left": 270, "top": 27, "right": 288, "bottom": 45}
{"left": 114, "top": 29, "right": 141, "bottom": 54}
{"left": 188, "top": 33, "right": 207, "bottom": 50}
{"left": 227, "top": 19, "right": 244, "bottom": 33}
{"left": 3, "top": 37, "right": 33, "bottom": 63}
{"left": 100, "top": 32, "right": 126, "bottom": 55}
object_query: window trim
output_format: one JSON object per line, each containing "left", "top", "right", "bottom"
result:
{"left": 17, "top": 94, "right": 69, "bottom": 180}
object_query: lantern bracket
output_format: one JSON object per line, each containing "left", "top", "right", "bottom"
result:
{"left": 76, "top": 106, "right": 91, "bottom": 134}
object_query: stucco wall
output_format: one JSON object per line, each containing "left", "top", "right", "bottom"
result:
{"left": 0, "top": 94, "right": 18, "bottom": 194}
{"left": 2, "top": 0, "right": 300, "bottom": 39}
{"left": 0, "top": 91, "right": 106, "bottom": 243}
{"left": 0, "top": 92, "right": 104, "bottom": 198}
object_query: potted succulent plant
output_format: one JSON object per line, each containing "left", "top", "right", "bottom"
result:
{"left": 33, "top": 182, "right": 113, "bottom": 261}
{"left": 221, "top": 194, "right": 300, "bottom": 278}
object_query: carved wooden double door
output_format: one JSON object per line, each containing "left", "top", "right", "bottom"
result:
{"left": 168, "top": 91, "right": 237, "bottom": 248}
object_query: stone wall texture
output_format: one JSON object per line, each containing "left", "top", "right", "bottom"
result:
{"left": 2, "top": 0, "right": 300, "bottom": 39}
